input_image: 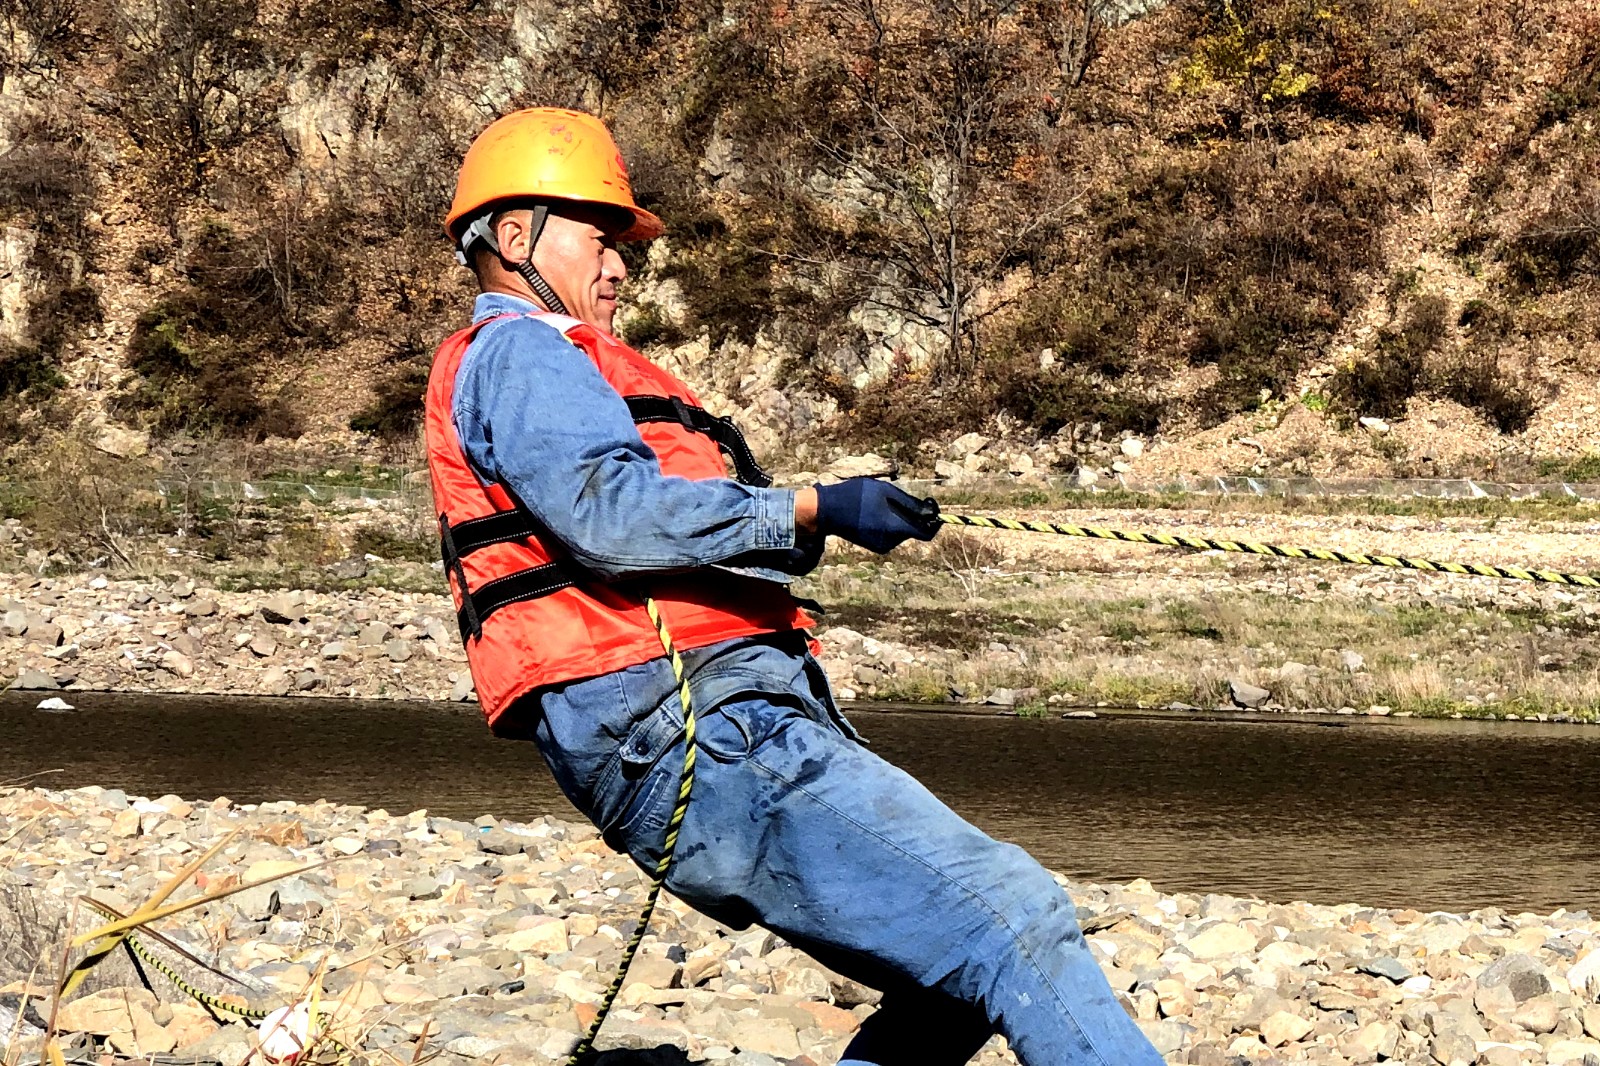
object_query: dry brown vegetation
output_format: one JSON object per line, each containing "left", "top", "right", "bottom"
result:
{"left": 0, "top": 0, "right": 1596, "bottom": 462}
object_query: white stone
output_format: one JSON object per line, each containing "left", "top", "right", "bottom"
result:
{"left": 1257, "top": 941, "right": 1318, "bottom": 971}
{"left": 502, "top": 917, "right": 569, "bottom": 955}
{"left": 94, "top": 424, "right": 149, "bottom": 459}
{"left": 825, "top": 452, "right": 895, "bottom": 479}
{"left": 1260, "top": 1010, "right": 1313, "bottom": 1047}
{"left": 1548, "top": 1039, "right": 1600, "bottom": 1065}
{"left": 947, "top": 432, "right": 991, "bottom": 460}
{"left": 1570, "top": 951, "right": 1600, "bottom": 1001}
{"left": 1184, "top": 922, "right": 1258, "bottom": 959}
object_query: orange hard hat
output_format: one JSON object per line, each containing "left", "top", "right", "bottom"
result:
{"left": 444, "top": 108, "right": 663, "bottom": 244}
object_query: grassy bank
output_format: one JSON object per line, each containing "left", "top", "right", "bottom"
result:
{"left": 7, "top": 463, "right": 1600, "bottom": 722}
{"left": 799, "top": 532, "right": 1600, "bottom": 722}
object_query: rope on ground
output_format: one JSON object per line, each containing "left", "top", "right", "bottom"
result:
{"left": 79, "top": 897, "right": 267, "bottom": 1020}
{"left": 567, "top": 597, "right": 699, "bottom": 1064}
{"left": 61, "top": 600, "right": 699, "bottom": 1063}
{"left": 939, "top": 513, "right": 1600, "bottom": 587}
{"left": 77, "top": 899, "right": 356, "bottom": 1065}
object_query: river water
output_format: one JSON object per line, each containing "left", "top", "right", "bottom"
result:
{"left": 3, "top": 692, "right": 1596, "bottom": 915}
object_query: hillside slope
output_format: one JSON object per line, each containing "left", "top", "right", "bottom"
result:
{"left": 2, "top": 0, "right": 1598, "bottom": 481}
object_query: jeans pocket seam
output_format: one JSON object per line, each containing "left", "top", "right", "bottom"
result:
{"left": 610, "top": 763, "right": 677, "bottom": 863}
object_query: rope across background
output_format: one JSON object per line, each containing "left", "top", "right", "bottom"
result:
{"left": 938, "top": 513, "right": 1600, "bottom": 588}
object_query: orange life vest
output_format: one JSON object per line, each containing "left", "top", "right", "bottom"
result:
{"left": 425, "top": 310, "right": 812, "bottom": 728}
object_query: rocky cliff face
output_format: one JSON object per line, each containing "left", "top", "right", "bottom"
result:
{"left": 1, "top": 0, "right": 1597, "bottom": 481}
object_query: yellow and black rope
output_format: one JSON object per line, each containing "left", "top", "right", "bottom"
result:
{"left": 95, "top": 920, "right": 356, "bottom": 1058}
{"left": 79, "top": 897, "right": 268, "bottom": 1019}
{"left": 61, "top": 597, "right": 698, "bottom": 1064}
{"left": 940, "top": 513, "right": 1600, "bottom": 587}
{"left": 567, "top": 596, "right": 698, "bottom": 1064}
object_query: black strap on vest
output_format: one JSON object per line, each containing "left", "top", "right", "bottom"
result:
{"left": 441, "top": 511, "right": 580, "bottom": 643}
{"left": 625, "top": 395, "right": 773, "bottom": 487}
{"left": 441, "top": 399, "right": 771, "bottom": 642}
{"left": 458, "top": 561, "right": 577, "bottom": 640}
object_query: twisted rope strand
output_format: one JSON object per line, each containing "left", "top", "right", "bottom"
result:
{"left": 567, "top": 597, "right": 698, "bottom": 1064}
{"left": 939, "top": 514, "right": 1600, "bottom": 587}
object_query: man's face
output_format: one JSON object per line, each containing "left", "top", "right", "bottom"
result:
{"left": 529, "top": 204, "right": 630, "bottom": 333}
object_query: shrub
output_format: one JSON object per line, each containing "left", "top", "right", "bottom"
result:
{"left": 1330, "top": 296, "right": 1447, "bottom": 420}
{"left": 0, "top": 0, "right": 86, "bottom": 75}
{"left": 0, "top": 105, "right": 99, "bottom": 432}
{"left": 0, "top": 343, "right": 65, "bottom": 401}
{"left": 1503, "top": 175, "right": 1600, "bottom": 293}
{"left": 617, "top": 302, "right": 687, "bottom": 349}
{"left": 117, "top": 188, "right": 362, "bottom": 440}
{"left": 1433, "top": 351, "right": 1538, "bottom": 433}
{"left": 1188, "top": 301, "right": 1304, "bottom": 418}
{"left": 350, "top": 337, "right": 431, "bottom": 439}
{"left": 120, "top": 300, "right": 303, "bottom": 440}
{"left": 1167, "top": 0, "right": 1445, "bottom": 131}
{"left": 836, "top": 368, "right": 973, "bottom": 455}
{"left": 351, "top": 524, "right": 435, "bottom": 563}
{"left": 657, "top": 237, "right": 777, "bottom": 346}
{"left": 0, "top": 129, "right": 93, "bottom": 231}
{"left": 1457, "top": 298, "right": 1513, "bottom": 335}
{"left": 990, "top": 357, "right": 1161, "bottom": 438}
{"left": 106, "top": 0, "right": 279, "bottom": 190}
{"left": 1082, "top": 145, "right": 1412, "bottom": 427}
{"left": 7, "top": 428, "right": 171, "bottom": 567}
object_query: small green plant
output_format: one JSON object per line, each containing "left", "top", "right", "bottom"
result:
{"left": 1104, "top": 618, "right": 1145, "bottom": 643}
{"left": 1384, "top": 266, "right": 1423, "bottom": 306}
{"left": 617, "top": 302, "right": 686, "bottom": 349}
{"left": 351, "top": 525, "right": 435, "bottom": 563}
{"left": 1371, "top": 433, "right": 1406, "bottom": 463}
{"left": 1537, "top": 455, "right": 1600, "bottom": 482}
{"left": 1164, "top": 601, "right": 1223, "bottom": 640}
{"left": 1300, "top": 392, "right": 1329, "bottom": 412}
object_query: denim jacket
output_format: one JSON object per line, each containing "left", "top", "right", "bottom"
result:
{"left": 451, "top": 293, "right": 840, "bottom": 821}
{"left": 453, "top": 292, "right": 811, "bottom": 578}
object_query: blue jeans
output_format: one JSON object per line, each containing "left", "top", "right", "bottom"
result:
{"left": 525, "top": 643, "right": 1164, "bottom": 1066}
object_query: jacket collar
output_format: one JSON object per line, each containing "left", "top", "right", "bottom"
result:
{"left": 473, "top": 291, "right": 543, "bottom": 323}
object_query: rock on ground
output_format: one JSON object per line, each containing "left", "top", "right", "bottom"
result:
{"left": 2, "top": 786, "right": 1599, "bottom": 1065}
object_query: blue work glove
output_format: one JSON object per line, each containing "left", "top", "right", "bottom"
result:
{"left": 813, "top": 477, "right": 941, "bottom": 554}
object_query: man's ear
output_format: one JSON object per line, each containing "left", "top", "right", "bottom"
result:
{"left": 493, "top": 210, "right": 531, "bottom": 264}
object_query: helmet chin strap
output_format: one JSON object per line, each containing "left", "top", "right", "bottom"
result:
{"left": 460, "top": 205, "right": 571, "bottom": 317}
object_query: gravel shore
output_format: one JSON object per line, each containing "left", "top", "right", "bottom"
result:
{"left": 2, "top": 787, "right": 1598, "bottom": 1065}
{"left": 9, "top": 501, "right": 1600, "bottom": 721}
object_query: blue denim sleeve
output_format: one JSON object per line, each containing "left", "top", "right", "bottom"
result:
{"left": 452, "top": 315, "right": 799, "bottom": 578}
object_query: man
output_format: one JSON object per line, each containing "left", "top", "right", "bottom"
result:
{"left": 426, "top": 107, "right": 1164, "bottom": 1066}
